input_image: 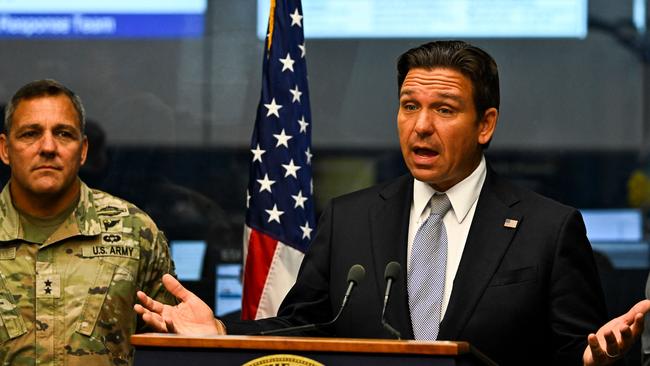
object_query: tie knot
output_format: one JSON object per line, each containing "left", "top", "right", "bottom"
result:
{"left": 429, "top": 193, "right": 451, "bottom": 216}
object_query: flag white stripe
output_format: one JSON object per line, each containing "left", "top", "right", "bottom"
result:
{"left": 255, "top": 241, "right": 304, "bottom": 319}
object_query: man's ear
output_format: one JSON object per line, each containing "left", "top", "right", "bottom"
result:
{"left": 0, "top": 133, "right": 11, "bottom": 166}
{"left": 477, "top": 108, "right": 498, "bottom": 145}
{"left": 80, "top": 135, "right": 88, "bottom": 166}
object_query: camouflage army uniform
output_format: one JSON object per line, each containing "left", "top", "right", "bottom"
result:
{"left": 0, "top": 181, "right": 176, "bottom": 366}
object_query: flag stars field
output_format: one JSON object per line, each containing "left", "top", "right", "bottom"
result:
{"left": 300, "top": 222, "right": 312, "bottom": 239}
{"left": 251, "top": 144, "right": 266, "bottom": 163}
{"left": 290, "top": 8, "right": 303, "bottom": 27}
{"left": 297, "top": 116, "right": 309, "bottom": 133}
{"left": 282, "top": 159, "right": 301, "bottom": 178}
{"left": 266, "top": 204, "right": 285, "bottom": 224}
{"left": 273, "top": 129, "right": 293, "bottom": 148}
{"left": 257, "top": 174, "right": 276, "bottom": 193}
{"left": 279, "top": 53, "right": 295, "bottom": 72}
{"left": 290, "top": 85, "right": 302, "bottom": 103}
{"left": 292, "top": 190, "right": 308, "bottom": 209}
{"left": 264, "top": 98, "right": 282, "bottom": 118}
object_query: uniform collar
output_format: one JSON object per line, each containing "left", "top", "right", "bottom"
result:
{"left": 0, "top": 183, "right": 21, "bottom": 241}
{"left": 0, "top": 179, "right": 102, "bottom": 244}
{"left": 73, "top": 180, "right": 103, "bottom": 236}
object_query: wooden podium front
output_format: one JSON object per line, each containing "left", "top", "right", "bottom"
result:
{"left": 131, "top": 333, "right": 497, "bottom": 365}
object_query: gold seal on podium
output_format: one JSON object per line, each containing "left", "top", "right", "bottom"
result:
{"left": 242, "top": 354, "right": 324, "bottom": 366}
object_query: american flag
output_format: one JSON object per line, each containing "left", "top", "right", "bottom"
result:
{"left": 242, "top": 0, "right": 315, "bottom": 320}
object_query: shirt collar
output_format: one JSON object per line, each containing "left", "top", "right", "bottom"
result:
{"left": 412, "top": 155, "right": 487, "bottom": 224}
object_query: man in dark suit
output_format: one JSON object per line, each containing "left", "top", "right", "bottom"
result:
{"left": 135, "top": 41, "right": 650, "bottom": 365}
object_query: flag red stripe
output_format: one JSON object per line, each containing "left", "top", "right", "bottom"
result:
{"left": 241, "top": 229, "right": 279, "bottom": 320}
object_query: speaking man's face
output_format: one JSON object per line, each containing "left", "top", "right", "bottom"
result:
{"left": 397, "top": 67, "right": 497, "bottom": 191}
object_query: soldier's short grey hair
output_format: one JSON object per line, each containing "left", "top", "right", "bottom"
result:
{"left": 4, "top": 79, "right": 86, "bottom": 134}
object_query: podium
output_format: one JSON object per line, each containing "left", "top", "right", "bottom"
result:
{"left": 131, "top": 333, "right": 497, "bottom": 365}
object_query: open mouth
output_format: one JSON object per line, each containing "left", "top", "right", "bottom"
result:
{"left": 414, "top": 147, "right": 439, "bottom": 157}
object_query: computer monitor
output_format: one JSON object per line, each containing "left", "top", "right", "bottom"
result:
{"left": 257, "top": 0, "right": 588, "bottom": 39}
{"left": 580, "top": 209, "right": 643, "bottom": 242}
{"left": 170, "top": 240, "right": 207, "bottom": 281}
{"left": 580, "top": 209, "right": 648, "bottom": 269}
{"left": 214, "top": 263, "right": 242, "bottom": 317}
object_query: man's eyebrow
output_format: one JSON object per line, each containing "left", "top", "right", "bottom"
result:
{"left": 399, "top": 89, "right": 414, "bottom": 98}
{"left": 53, "top": 123, "right": 77, "bottom": 129}
{"left": 438, "top": 92, "right": 464, "bottom": 104}
{"left": 14, "top": 123, "right": 43, "bottom": 131}
{"left": 399, "top": 90, "right": 466, "bottom": 105}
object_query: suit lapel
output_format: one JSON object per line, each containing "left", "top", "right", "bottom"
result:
{"left": 368, "top": 175, "right": 414, "bottom": 339}
{"left": 439, "top": 169, "right": 522, "bottom": 340}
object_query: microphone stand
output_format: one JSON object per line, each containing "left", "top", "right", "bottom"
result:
{"left": 381, "top": 262, "right": 402, "bottom": 339}
{"left": 256, "top": 264, "right": 365, "bottom": 336}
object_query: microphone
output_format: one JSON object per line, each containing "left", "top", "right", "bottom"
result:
{"left": 257, "top": 264, "right": 366, "bottom": 336}
{"left": 381, "top": 261, "right": 402, "bottom": 339}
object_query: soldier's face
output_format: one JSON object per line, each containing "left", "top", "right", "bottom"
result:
{"left": 0, "top": 94, "right": 87, "bottom": 201}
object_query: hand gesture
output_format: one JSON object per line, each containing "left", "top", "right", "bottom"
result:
{"left": 583, "top": 299, "right": 650, "bottom": 365}
{"left": 134, "top": 273, "right": 226, "bottom": 336}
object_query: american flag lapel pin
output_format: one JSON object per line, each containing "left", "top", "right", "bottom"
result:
{"left": 503, "top": 218, "right": 518, "bottom": 229}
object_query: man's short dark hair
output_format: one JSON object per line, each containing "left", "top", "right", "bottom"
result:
{"left": 397, "top": 41, "right": 499, "bottom": 148}
{"left": 4, "top": 79, "right": 86, "bottom": 134}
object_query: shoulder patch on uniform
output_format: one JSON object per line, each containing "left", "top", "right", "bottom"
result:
{"left": 102, "top": 234, "right": 122, "bottom": 243}
{"left": 97, "top": 205, "right": 128, "bottom": 217}
{"left": 102, "top": 218, "right": 123, "bottom": 233}
{"left": 103, "top": 218, "right": 120, "bottom": 229}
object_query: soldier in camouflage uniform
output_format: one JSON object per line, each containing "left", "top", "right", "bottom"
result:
{"left": 0, "top": 79, "right": 176, "bottom": 365}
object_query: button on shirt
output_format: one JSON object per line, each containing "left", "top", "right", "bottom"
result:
{"left": 407, "top": 156, "right": 487, "bottom": 319}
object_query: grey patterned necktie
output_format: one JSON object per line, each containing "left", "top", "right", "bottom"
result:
{"left": 408, "top": 193, "right": 451, "bottom": 340}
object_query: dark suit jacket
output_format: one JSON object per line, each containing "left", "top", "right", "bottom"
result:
{"left": 227, "top": 169, "right": 607, "bottom": 365}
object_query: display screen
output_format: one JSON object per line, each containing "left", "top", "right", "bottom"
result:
{"left": 170, "top": 240, "right": 207, "bottom": 281}
{"left": 215, "top": 263, "right": 243, "bottom": 317}
{"left": 0, "top": 0, "right": 207, "bottom": 38}
{"left": 257, "top": 0, "right": 588, "bottom": 39}
{"left": 580, "top": 209, "right": 643, "bottom": 242}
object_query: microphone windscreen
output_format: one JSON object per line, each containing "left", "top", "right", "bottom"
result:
{"left": 384, "top": 261, "right": 401, "bottom": 281}
{"left": 347, "top": 264, "right": 366, "bottom": 284}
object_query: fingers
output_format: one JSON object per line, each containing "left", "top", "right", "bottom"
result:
{"left": 634, "top": 312, "right": 645, "bottom": 332}
{"left": 143, "top": 312, "right": 168, "bottom": 332}
{"left": 134, "top": 304, "right": 169, "bottom": 332}
{"left": 619, "top": 323, "right": 633, "bottom": 341}
{"left": 586, "top": 333, "right": 604, "bottom": 362}
{"left": 615, "top": 314, "right": 642, "bottom": 355}
{"left": 164, "top": 317, "right": 176, "bottom": 333}
{"left": 584, "top": 300, "right": 650, "bottom": 365}
{"left": 587, "top": 331, "right": 620, "bottom": 365}
{"left": 587, "top": 333, "right": 599, "bottom": 351}
{"left": 162, "top": 273, "right": 196, "bottom": 303}
{"left": 631, "top": 299, "right": 650, "bottom": 316}
{"left": 133, "top": 303, "right": 146, "bottom": 315}
{"left": 136, "top": 290, "right": 165, "bottom": 314}
{"left": 620, "top": 299, "right": 650, "bottom": 325}
{"left": 603, "top": 329, "right": 620, "bottom": 357}
{"left": 134, "top": 289, "right": 171, "bottom": 333}
{"left": 215, "top": 318, "right": 227, "bottom": 334}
